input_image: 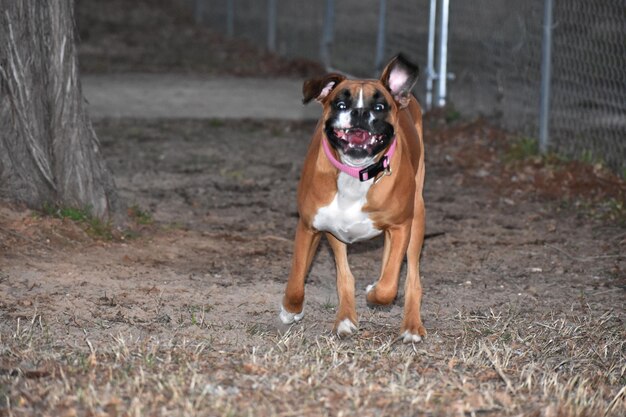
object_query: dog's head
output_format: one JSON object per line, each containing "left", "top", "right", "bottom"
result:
{"left": 302, "top": 54, "right": 418, "bottom": 166}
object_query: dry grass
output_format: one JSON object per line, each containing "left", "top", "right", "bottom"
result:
{"left": 1, "top": 118, "right": 624, "bottom": 416}
{"left": 1, "top": 306, "right": 624, "bottom": 416}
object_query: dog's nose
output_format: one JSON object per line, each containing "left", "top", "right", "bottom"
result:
{"left": 351, "top": 109, "right": 368, "bottom": 119}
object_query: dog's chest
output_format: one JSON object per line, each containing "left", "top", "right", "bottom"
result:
{"left": 312, "top": 172, "right": 382, "bottom": 244}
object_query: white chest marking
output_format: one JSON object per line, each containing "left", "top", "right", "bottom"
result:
{"left": 312, "top": 172, "right": 382, "bottom": 244}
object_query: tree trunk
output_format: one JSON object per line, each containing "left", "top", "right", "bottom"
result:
{"left": 0, "top": 0, "right": 122, "bottom": 221}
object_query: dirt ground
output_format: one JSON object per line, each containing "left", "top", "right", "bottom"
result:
{"left": 1, "top": 116, "right": 624, "bottom": 416}
{"left": 1, "top": 1, "right": 625, "bottom": 415}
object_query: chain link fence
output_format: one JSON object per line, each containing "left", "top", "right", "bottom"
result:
{"left": 193, "top": 0, "right": 625, "bottom": 174}
{"left": 548, "top": 1, "right": 625, "bottom": 172}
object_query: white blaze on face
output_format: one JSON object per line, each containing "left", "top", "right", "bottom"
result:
{"left": 356, "top": 87, "right": 364, "bottom": 108}
{"left": 332, "top": 86, "right": 367, "bottom": 129}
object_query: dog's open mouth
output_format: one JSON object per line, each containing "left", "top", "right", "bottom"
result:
{"left": 333, "top": 128, "right": 384, "bottom": 152}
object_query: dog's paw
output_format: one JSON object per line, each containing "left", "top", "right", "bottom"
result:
{"left": 279, "top": 305, "right": 304, "bottom": 324}
{"left": 335, "top": 319, "right": 358, "bottom": 338}
{"left": 401, "top": 330, "right": 423, "bottom": 344}
{"left": 365, "top": 284, "right": 395, "bottom": 309}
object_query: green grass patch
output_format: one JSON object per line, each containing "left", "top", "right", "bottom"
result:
{"left": 208, "top": 119, "right": 225, "bottom": 128}
{"left": 444, "top": 106, "right": 462, "bottom": 124}
{"left": 322, "top": 296, "right": 336, "bottom": 311}
{"left": 38, "top": 203, "right": 157, "bottom": 241}
{"left": 588, "top": 197, "right": 626, "bottom": 226}
{"left": 128, "top": 204, "right": 153, "bottom": 225}
{"left": 41, "top": 203, "right": 114, "bottom": 239}
{"left": 505, "top": 136, "right": 540, "bottom": 162}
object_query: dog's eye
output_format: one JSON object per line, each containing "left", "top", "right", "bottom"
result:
{"left": 336, "top": 101, "right": 348, "bottom": 110}
{"left": 373, "top": 103, "right": 386, "bottom": 112}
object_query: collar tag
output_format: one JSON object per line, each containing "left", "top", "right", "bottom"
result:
{"left": 373, "top": 166, "right": 392, "bottom": 184}
{"left": 358, "top": 156, "right": 389, "bottom": 182}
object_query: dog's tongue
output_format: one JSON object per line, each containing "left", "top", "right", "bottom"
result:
{"left": 346, "top": 129, "right": 370, "bottom": 145}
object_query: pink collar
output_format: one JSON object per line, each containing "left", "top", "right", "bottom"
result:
{"left": 322, "top": 136, "right": 396, "bottom": 182}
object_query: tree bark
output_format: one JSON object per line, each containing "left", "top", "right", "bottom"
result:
{"left": 0, "top": 0, "right": 122, "bottom": 221}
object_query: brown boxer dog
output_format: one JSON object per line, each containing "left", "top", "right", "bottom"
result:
{"left": 279, "top": 54, "right": 426, "bottom": 343}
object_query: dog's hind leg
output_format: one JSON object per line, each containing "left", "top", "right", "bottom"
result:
{"left": 326, "top": 233, "right": 358, "bottom": 337}
{"left": 280, "top": 219, "right": 321, "bottom": 324}
{"left": 401, "top": 169, "right": 427, "bottom": 343}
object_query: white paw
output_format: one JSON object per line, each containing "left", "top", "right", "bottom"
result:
{"left": 336, "top": 319, "right": 358, "bottom": 337}
{"left": 401, "top": 330, "right": 423, "bottom": 344}
{"left": 366, "top": 284, "right": 375, "bottom": 294}
{"left": 279, "top": 305, "right": 304, "bottom": 324}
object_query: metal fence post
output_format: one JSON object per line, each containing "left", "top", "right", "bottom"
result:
{"left": 320, "top": 0, "right": 335, "bottom": 70}
{"left": 374, "top": 0, "right": 387, "bottom": 72}
{"left": 194, "top": 0, "right": 204, "bottom": 25}
{"left": 539, "top": 0, "right": 554, "bottom": 154}
{"left": 226, "top": 0, "right": 235, "bottom": 37}
{"left": 425, "top": 0, "right": 437, "bottom": 110}
{"left": 436, "top": 0, "right": 450, "bottom": 107}
{"left": 267, "top": 0, "right": 277, "bottom": 52}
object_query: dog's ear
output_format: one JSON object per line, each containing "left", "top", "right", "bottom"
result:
{"left": 380, "top": 54, "right": 419, "bottom": 109}
{"left": 302, "top": 73, "right": 346, "bottom": 104}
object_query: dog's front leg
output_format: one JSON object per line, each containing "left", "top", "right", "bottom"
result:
{"left": 366, "top": 221, "right": 411, "bottom": 306}
{"left": 326, "top": 232, "right": 358, "bottom": 337}
{"left": 280, "top": 219, "right": 321, "bottom": 324}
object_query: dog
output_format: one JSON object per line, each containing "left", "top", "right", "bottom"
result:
{"left": 279, "top": 54, "right": 426, "bottom": 343}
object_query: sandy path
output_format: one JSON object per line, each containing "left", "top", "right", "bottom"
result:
{"left": 82, "top": 74, "right": 322, "bottom": 120}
